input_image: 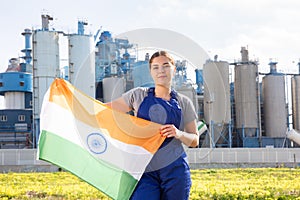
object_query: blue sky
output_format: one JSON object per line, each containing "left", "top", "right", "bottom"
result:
{"left": 1, "top": 0, "right": 300, "bottom": 73}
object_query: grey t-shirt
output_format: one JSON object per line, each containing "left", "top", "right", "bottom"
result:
{"left": 122, "top": 87, "right": 198, "bottom": 131}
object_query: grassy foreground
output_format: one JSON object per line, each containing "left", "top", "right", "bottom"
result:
{"left": 1, "top": 168, "right": 300, "bottom": 199}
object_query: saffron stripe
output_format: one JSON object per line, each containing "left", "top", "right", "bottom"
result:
{"left": 48, "top": 79, "right": 165, "bottom": 154}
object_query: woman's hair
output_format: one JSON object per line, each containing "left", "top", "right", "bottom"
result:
{"left": 149, "top": 51, "right": 175, "bottom": 67}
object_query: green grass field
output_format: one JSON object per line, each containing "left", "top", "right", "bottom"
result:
{"left": 1, "top": 168, "right": 300, "bottom": 199}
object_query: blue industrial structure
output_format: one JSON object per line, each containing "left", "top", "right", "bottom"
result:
{"left": 0, "top": 41, "right": 33, "bottom": 148}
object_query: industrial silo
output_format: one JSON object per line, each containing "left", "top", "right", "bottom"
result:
{"left": 204, "top": 60, "right": 230, "bottom": 123}
{"left": 234, "top": 48, "right": 259, "bottom": 138}
{"left": 32, "top": 14, "right": 60, "bottom": 120}
{"left": 291, "top": 64, "right": 300, "bottom": 131}
{"left": 262, "top": 62, "right": 287, "bottom": 137}
{"left": 203, "top": 58, "right": 231, "bottom": 147}
{"left": 32, "top": 14, "right": 60, "bottom": 146}
{"left": 68, "top": 21, "right": 95, "bottom": 98}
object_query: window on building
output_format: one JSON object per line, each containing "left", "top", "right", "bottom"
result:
{"left": 20, "top": 81, "right": 24, "bottom": 86}
{"left": 18, "top": 115, "right": 26, "bottom": 122}
{"left": 0, "top": 82, "right": 3, "bottom": 87}
{"left": 0, "top": 115, "right": 7, "bottom": 121}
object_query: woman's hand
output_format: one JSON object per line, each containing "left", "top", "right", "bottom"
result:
{"left": 160, "top": 121, "right": 199, "bottom": 147}
{"left": 160, "top": 124, "right": 182, "bottom": 138}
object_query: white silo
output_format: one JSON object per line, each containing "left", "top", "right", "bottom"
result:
{"left": 262, "top": 62, "right": 287, "bottom": 137}
{"left": 32, "top": 14, "right": 60, "bottom": 120}
{"left": 204, "top": 60, "right": 231, "bottom": 124}
{"left": 291, "top": 63, "right": 300, "bottom": 131}
{"left": 68, "top": 21, "right": 95, "bottom": 98}
{"left": 234, "top": 47, "right": 259, "bottom": 137}
{"left": 203, "top": 58, "right": 231, "bottom": 147}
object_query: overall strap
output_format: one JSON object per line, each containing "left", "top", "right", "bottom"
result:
{"left": 147, "top": 87, "right": 155, "bottom": 96}
{"left": 170, "top": 89, "right": 177, "bottom": 100}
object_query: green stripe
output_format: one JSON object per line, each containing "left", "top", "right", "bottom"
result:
{"left": 38, "top": 130, "right": 138, "bottom": 200}
{"left": 198, "top": 122, "right": 206, "bottom": 131}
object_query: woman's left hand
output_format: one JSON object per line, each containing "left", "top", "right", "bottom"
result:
{"left": 160, "top": 124, "right": 183, "bottom": 139}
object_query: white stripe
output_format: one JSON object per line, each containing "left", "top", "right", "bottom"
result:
{"left": 40, "top": 99, "right": 82, "bottom": 146}
{"left": 41, "top": 101, "right": 153, "bottom": 180}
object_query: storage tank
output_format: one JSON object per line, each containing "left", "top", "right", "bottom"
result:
{"left": 203, "top": 59, "right": 231, "bottom": 147}
{"left": 102, "top": 77, "right": 125, "bottom": 102}
{"left": 291, "top": 63, "right": 300, "bottom": 131}
{"left": 68, "top": 21, "right": 95, "bottom": 98}
{"left": 234, "top": 48, "right": 259, "bottom": 137}
{"left": 203, "top": 60, "right": 230, "bottom": 124}
{"left": 32, "top": 15, "right": 60, "bottom": 119}
{"left": 262, "top": 62, "right": 287, "bottom": 137}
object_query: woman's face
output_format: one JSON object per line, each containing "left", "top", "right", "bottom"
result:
{"left": 150, "top": 55, "right": 175, "bottom": 88}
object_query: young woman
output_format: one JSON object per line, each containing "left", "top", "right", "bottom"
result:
{"left": 106, "top": 51, "right": 199, "bottom": 200}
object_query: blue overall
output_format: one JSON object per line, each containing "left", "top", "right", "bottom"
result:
{"left": 130, "top": 88, "right": 191, "bottom": 200}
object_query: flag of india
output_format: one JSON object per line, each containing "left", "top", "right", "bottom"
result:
{"left": 38, "top": 78, "right": 165, "bottom": 200}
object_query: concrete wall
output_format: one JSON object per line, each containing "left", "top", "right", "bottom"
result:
{"left": 0, "top": 149, "right": 58, "bottom": 172}
{"left": 1, "top": 148, "right": 300, "bottom": 172}
{"left": 186, "top": 148, "right": 300, "bottom": 169}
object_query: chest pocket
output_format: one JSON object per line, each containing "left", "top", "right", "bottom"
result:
{"left": 137, "top": 87, "right": 182, "bottom": 129}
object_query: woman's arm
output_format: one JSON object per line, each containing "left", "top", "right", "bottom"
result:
{"left": 160, "top": 120, "right": 199, "bottom": 147}
{"left": 105, "top": 97, "right": 131, "bottom": 113}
